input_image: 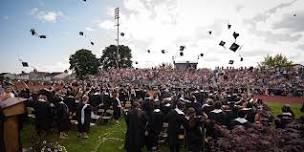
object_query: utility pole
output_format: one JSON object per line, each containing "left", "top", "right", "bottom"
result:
{"left": 115, "top": 7, "right": 120, "bottom": 68}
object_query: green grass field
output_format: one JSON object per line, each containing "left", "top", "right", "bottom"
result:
{"left": 21, "top": 102, "right": 303, "bottom": 152}
{"left": 266, "top": 102, "right": 302, "bottom": 118}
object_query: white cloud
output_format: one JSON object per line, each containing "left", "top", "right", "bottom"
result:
{"left": 85, "top": 27, "right": 95, "bottom": 31}
{"left": 30, "top": 8, "right": 63, "bottom": 23}
{"left": 96, "top": 0, "right": 304, "bottom": 68}
{"left": 3, "top": 16, "right": 9, "bottom": 20}
{"left": 98, "top": 20, "right": 115, "bottom": 30}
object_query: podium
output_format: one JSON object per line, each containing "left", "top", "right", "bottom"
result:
{"left": 0, "top": 97, "right": 25, "bottom": 152}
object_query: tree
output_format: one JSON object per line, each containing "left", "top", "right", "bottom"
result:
{"left": 69, "top": 49, "right": 100, "bottom": 79}
{"left": 100, "top": 45, "right": 132, "bottom": 69}
{"left": 261, "top": 54, "right": 293, "bottom": 68}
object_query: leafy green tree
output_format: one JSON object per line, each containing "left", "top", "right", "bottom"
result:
{"left": 261, "top": 54, "right": 293, "bottom": 68}
{"left": 69, "top": 49, "right": 100, "bottom": 79}
{"left": 100, "top": 45, "right": 133, "bottom": 69}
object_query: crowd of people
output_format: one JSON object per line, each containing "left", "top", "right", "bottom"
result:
{"left": 0, "top": 66, "right": 304, "bottom": 152}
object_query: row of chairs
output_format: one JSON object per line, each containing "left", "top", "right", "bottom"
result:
{"left": 26, "top": 100, "right": 134, "bottom": 125}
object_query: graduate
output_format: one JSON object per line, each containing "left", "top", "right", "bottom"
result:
{"left": 112, "top": 91, "right": 122, "bottom": 123}
{"left": 165, "top": 102, "right": 187, "bottom": 152}
{"left": 76, "top": 95, "right": 92, "bottom": 139}
{"left": 275, "top": 105, "right": 294, "bottom": 129}
{"left": 147, "top": 102, "right": 164, "bottom": 152}
{"left": 208, "top": 102, "right": 226, "bottom": 125}
{"left": 185, "top": 107, "right": 204, "bottom": 152}
{"left": 125, "top": 102, "right": 148, "bottom": 152}
{"left": 34, "top": 94, "right": 53, "bottom": 136}
{"left": 54, "top": 95, "right": 70, "bottom": 139}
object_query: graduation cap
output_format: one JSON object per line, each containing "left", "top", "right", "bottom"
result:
{"left": 39, "top": 35, "right": 47, "bottom": 39}
{"left": 219, "top": 41, "right": 226, "bottom": 47}
{"left": 83, "top": 0, "right": 87, "bottom": 2}
{"left": 208, "top": 30, "right": 212, "bottom": 35}
{"left": 147, "top": 50, "right": 151, "bottom": 53}
{"left": 135, "top": 61, "right": 138, "bottom": 64}
{"left": 161, "top": 50, "right": 165, "bottom": 54}
{"left": 180, "top": 46, "right": 185, "bottom": 51}
{"left": 229, "top": 43, "right": 240, "bottom": 52}
{"left": 227, "top": 24, "right": 232, "bottom": 29}
{"left": 180, "top": 52, "right": 184, "bottom": 56}
{"left": 233, "top": 32, "right": 240, "bottom": 40}
{"left": 200, "top": 53, "right": 204, "bottom": 57}
{"left": 120, "top": 32, "right": 125, "bottom": 37}
{"left": 240, "top": 57, "right": 243, "bottom": 62}
{"left": 293, "top": 14, "right": 296, "bottom": 17}
{"left": 90, "top": 42, "right": 94, "bottom": 45}
{"left": 30, "top": 28, "right": 36, "bottom": 36}
{"left": 79, "top": 31, "right": 84, "bottom": 36}
{"left": 22, "top": 62, "right": 29, "bottom": 67}
{"left": 229, "top": 60, "right": 234, "bottom": 64}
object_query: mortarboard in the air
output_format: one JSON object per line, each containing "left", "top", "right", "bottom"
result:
{"left": 30, "top": 29, "right": 36, "bottom": 36}
{"left": 39, "top": 35, "right": 47, "bottom": 39}
{"left": 135, "top": 61, "right": 138, "bottom": 64}
{"left": 240, "top": 57, "right": 243, "bottom": 62}
{"left": 219, "top": 41, "right": 226, "bottom": 47}
{"left": 90, "top": 42, "right": 94, "bottom": 45}
{"left": 227, "top": 24, "right": 232, "bottom": 29}
{"left": 229, "top": 43, "right": 240, "bottom": 52}
{"left": 79, "top": 31, "right": 84, "bottom": 36}
{"left": 180, "top": 52, "right": 184, "bottom": 56}
{"left": 161, "top": 50, "right": 165, "bottom": 54}
{"left": 180, "top": 46, "right": 185, "bottom": 51}
{"left": 147, "top": 50, "right": 151, "bottom": 53}
{"left": 208, "top": 30, "right": 212, "bottom": 35}
{"left": 233, "top": 32, "right": 239, "bottom": 40}
{"left": 200, "top": 53, "right": 204, "bottom": 57}
{"left": 22, "top": 62, "right": 29, "bottom": 67}
{"left": 229, "top": 60, "right": 234, "bottom": 64}
{"left": 120, "top": 32, "right": 125, "bottom": 37}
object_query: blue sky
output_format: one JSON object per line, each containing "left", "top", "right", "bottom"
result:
{"left": 0, "top": 0, "right": 121, "bottom": 73}
{"left": 1, "top": 0, "right": 304, "bottom": 73}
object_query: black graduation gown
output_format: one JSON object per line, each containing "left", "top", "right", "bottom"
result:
{"left": 185, "top": 117, "right": 204, "bottom": 152}
{"left": 55, "top": 102, "right": 70, "bottom": 132}
{"left": 147, "top": 109, "right": 164, "bottom": 149}
{"left": 142, "top": 100, "right": 153, "bottom": 119}
{"left": 246, "top": 109, "right": 256, "bottom": 123}
{"left": 165, "top": 109, "right": 187, "bottom": 152}
{"left": 125, "top": 109, "right": 148, "bottom": 152}
{"left": 34, "top": 101, "right": 53, "bottom": 134}
{"left": 76, "top": 103, "right": 92, "bottom": 132}
{"left": 101, "top": 93, "right": 111, "bottom": 110}
{"left": 208, "top": 109, "right": 226, "bottom": 125}
{"left": 64, "top": 96, "right": 77, "bottom": 114}
{"left": 112, "top": 98, "right": 121, "bottom": 120}
{"left": 89, "top": 94, "right": 102, "bottom": 108}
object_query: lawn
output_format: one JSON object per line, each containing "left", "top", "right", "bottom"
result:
{"left": 266, "top": 102, "right": 303, "bottom": 118}
{"left": 21, "top": 102, "right": 303, "bottom": 152}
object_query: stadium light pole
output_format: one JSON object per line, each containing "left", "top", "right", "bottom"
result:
{"left": 114, "top": 7, "right": 120, "bottom": 68}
